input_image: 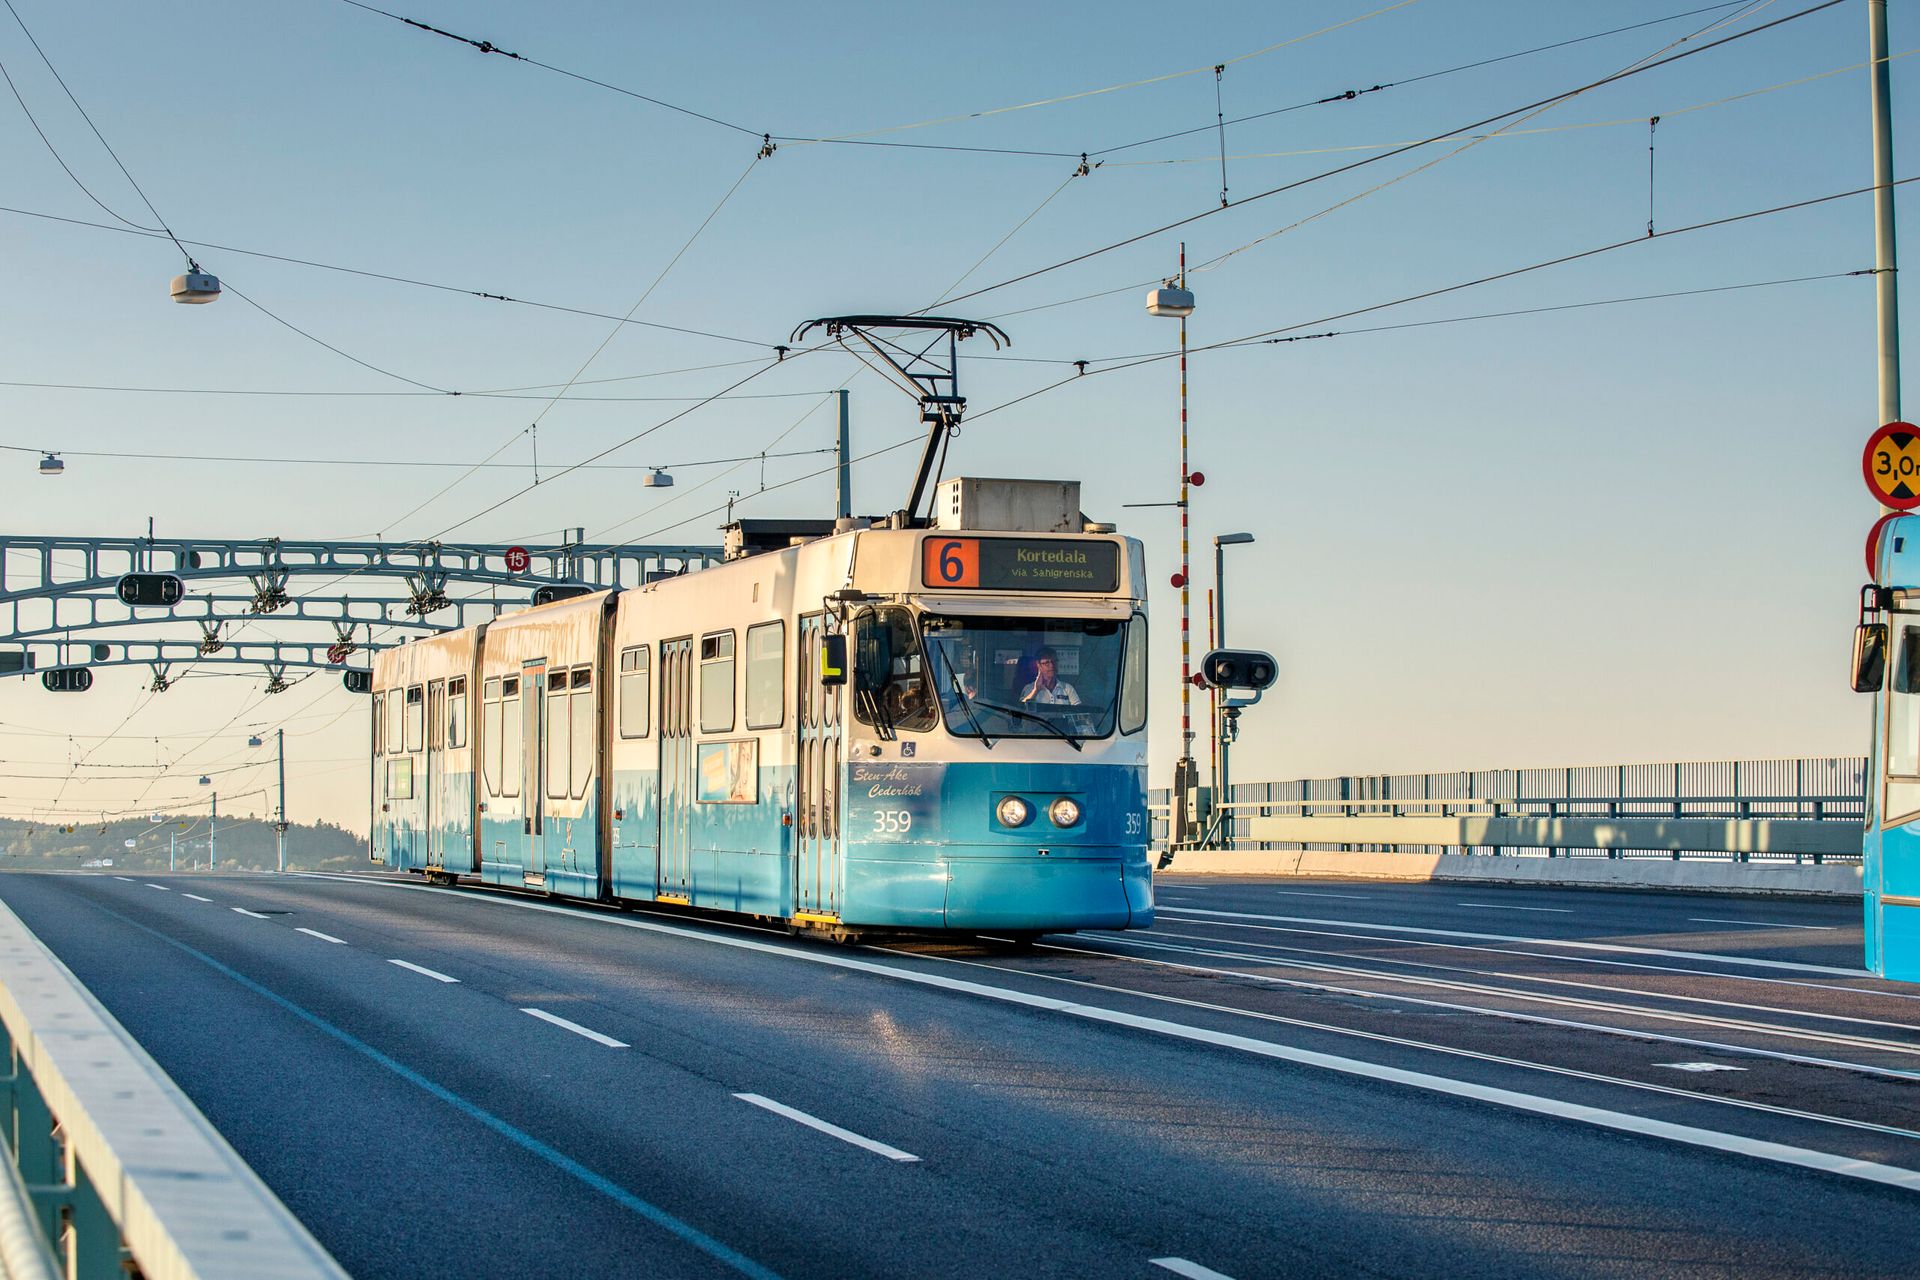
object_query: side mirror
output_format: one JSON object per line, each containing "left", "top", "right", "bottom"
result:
{"left": 819, "top": 635, "right": 847, "bottom": 686}
{"left": 1854, "top": 622, "right": 1888, "bottom": 693}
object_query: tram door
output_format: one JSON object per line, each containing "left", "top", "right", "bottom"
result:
{"left": 795, "top": 615, "right": 842, "bottom": 917}
{"left": 426, "top": 679, "right": 447, "bottom": 865}
{"left": 522, "top": 663, "right": 547, "bottom": 883}
{"left": 657, "top": 638, "right": 694, "bottom": 901}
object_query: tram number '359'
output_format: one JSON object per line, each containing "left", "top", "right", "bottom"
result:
{"left": 1125, "top": 812, "right": 1145, "bottom": 836}
{"left": 873, "top": 809, "right": 914, "bottom": 835}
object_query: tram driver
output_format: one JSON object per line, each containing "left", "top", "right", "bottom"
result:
{"left": 1020, "top": 647, "right": 1081, "bottom": 706}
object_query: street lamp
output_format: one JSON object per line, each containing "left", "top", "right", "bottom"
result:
{"left": 1147, "top": 245, "right": 1202, "bottom": 847}
{"left": 1213, "top": 532, "right": 1255, "bottom": 845}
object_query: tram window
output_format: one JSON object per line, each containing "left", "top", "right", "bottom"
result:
{"left": 852, "top": 608, "right": 936, "bottom": 732}
{"left": 619, "top": 646, "right": 651, "bottom": 738}
{"left": 1120, "top": 614, "right": 1148, "bottom": 735}
{"left": 701, "top": 631, "right": 736, "bottom": 733}
{"left": 386, "top": 756, "right": 413, "bottom": 801}
{"left": 404, "top": 686, "right": 424, "bottom": 753}
{"left": 501, "top": 681, "right": 521, "bottom": 798}
{"left": 1892, "top": 628, "right": 1920, "bottom": 779}
{"left": 920, "top": 614, "right": 1125, "bottom": 740}
{"left": 481, "top": 679, "right": 501, "bottom": 794}
{"left": 384, "top": 689, "right": 404, "bottom": 754}
{"left": 448, "top": 677, "right": 468, "bottom": 749}
{"left": 571, "top": 666, "right": 594, "bottom": 797}
{"left": 547, "top": 677, "right": 569, "bottom": 800}
{"left": 746, "top": 622, "right": 785, "bottom": 730}
{"left": 373, "top": 693, "right": 385, "bottom": 757}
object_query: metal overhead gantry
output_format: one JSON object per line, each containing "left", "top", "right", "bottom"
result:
{"left": 0, "top": 534, "right": 722, "bottom": 690}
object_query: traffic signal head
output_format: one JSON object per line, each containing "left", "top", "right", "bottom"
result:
{"left": 342, "top": 670, "right": 373, "bottom": 694}
{"left": 41, "top": 668, "right": 93, "bottom": 693}
{"left": 116, "top": 573, "right": 184, "bottom": 608}
{"left": 1200, "top": 648, "right": 1278, "bottom": 691}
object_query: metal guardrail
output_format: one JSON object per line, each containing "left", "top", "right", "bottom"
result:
{"left": 1151, "top": 757, "right": 1868, "bottom": 863}
{"left": 0, "top": 897, "right": 346, "bottom": 1279}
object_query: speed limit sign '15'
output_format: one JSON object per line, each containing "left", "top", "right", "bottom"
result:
{"left": 1865, "top": 422, "right": 1920, "bottom": 510}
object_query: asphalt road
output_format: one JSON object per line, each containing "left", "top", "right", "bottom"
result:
{"left": 0, "top": 868, "right": 1914, "bottom": 1280}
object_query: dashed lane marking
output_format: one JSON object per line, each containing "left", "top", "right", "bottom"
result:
{"left": 1456, "top": 902, "right": 1571, "bottom": 913}
{"left": 232, "top": 907, "right": 274, "bottom": 920}
{"left": 733, "top": 1093, "right": 919, "bottom": 1162}
{"left": 1690, "top": 917, "right": 1835, "bottom": 932}
{"left": 388, "top": 959, "right": 459, "bottom": 984}
{"left": 523, "top": 1008, "right": 627, "bottom": 1047}
{"left": 296, "top": 928, "right": 347, "bottom": 944}
{"left": 1152, "top": 1260, "right": 1236, "bottom": 1280}
{"left": 181, "top": 894, "right": 212, "bottom": 902}
{"left": 145, "top": 883, "right": 171, "bottom": 891}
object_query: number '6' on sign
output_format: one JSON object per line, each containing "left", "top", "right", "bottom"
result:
{"left": 1864, "top": 422, "right": 1920, "bottom": 510}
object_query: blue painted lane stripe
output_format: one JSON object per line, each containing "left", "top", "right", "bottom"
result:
{"left": 89, "top": 901, "right": 783, "bottom": 1280}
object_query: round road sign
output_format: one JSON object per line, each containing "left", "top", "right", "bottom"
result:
{"left": 504, "top": 546, "right": 531, "bottom": 573}
{"left": 1868, "top": 510, "right": 1903, "bottom": 578}
{"left": 1863, "top": 422, "right": 1920, "bottom": 509}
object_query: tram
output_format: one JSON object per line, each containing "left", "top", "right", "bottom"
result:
{"left": 1858, "top": 516, "right": 1920, "bottom": 978}
{"left": 370, "top": 477, "right": 1154, "bottom": 937}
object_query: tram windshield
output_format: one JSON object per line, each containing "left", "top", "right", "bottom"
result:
{"left": 920, "top": 614, "right": 1140, "bottom": 744}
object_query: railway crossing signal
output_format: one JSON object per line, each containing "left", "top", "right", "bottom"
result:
{"left": 342, "top": 670, "right": 373, "bottom": 694}
{"left": 1199, "top": 649, "right": 1278, "bottom": 691}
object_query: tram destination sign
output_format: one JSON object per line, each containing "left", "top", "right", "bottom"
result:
{"left": 922, "top": 536, "right": 1119, "bottom": 593}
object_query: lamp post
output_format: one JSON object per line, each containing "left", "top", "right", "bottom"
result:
{"left": 1213, "top": 532, "right": 1255, "bottom": 846}
{"left": 1147, "top": 248, "right": 1201, "bottom": 845}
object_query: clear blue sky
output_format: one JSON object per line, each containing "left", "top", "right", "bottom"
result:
{"left": 0, "top": 0, "right": 1911, "bottom": 831}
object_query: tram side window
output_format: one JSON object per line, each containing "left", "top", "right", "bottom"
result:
{"left": 1891, "top": 628, "right": 1920, "bottom": 778}
{"left": 570, "top": 667, "right": 594, "bottom": 797}
{"left": 1120, "top": 614, "right": 1148, "bottom": 735}
{"left": 404, "top": 686, "right": 424, "bottom": 752}
{"left": 481, "top": 678, "right": 501, "bottom": 794}
{"left": 384, "top": 689, "right": 404, "bottom": 754}
{"left": 547, "top": 675, "right": 569, "bottom": 800}
{"left": 501, "top": 677, "right": 521, "bottom": 797}
{"left": 448, "top": 677, "right": 468, "bottom": 749}
{"left": 701, "top": 631, "right": 736, "bottom": 733}
{"left": 853, "top": 608, "right": 936, "bottom": 732}
{"left": 373, "top": 693, "right": 385, "bottom": 757}
{"left": 746, "top": 622, "right": 784, "bottom": 730}
{"left": 619, "top": 646, "right": 650, "bottom": 738}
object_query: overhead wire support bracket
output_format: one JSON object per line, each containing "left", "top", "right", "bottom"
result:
{"left": 788, "top": 315, "right": 1010, "bottom": 525}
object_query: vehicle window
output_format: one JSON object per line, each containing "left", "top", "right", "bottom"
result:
{"left": 501, "top": 681, "right": 521, "bottom": 798}
{"left": 571, "top": 667, "right": 594, "bottom": 797}
{"left": 384, "top": 688, "right": 404, "bottom": 754}
{"left": 700, "top": 631, "right": 736, "bottom": 733}
{"left": 373, "top": 691, "right": 385, "bottom": 757}
{"left": 546, "top": 677, "right": 568, "bottom": 799}
{"left": 404, "top": 686, "right": 424, "bottom": 752}
{"left": 1891, "top": 627, "right": 1920, "bottom": 778}
{"left": 746, "top": 622, "right": 784, "bottom": 729}
{"left": 386, "top": 756, "right": 413, "bottom": 801}
{"left": 619, "top": 646, "right": 650, "bottom": 738}
{"left": 921, "top": 614, "right": 1125, "bottom": 741}
{"left": 448, "top": 677, "right": 468, "bottom": 749}
{"left": 481, "top": 679, "right": 500, "bottom": 793}
{"left": 1120, "top": 614, "right": 1148, "bottom": 735}
{"left": 851, "top": 608, "right": 935, "bottom": 733}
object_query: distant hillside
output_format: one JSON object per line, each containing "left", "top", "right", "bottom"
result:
{"left": 0, "top": 815, "right": 368, "bottom": 873}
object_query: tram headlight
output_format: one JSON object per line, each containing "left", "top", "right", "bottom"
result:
{"left": 996, "top": 796, "right": 1033, "bottom": 828}
{"left": 1048, "top": 797, "right": 1082, "bottom": 828}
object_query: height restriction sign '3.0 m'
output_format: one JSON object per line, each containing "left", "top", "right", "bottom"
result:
{"left": 1864, "top": 421, "right": 1920, "bottom": 509}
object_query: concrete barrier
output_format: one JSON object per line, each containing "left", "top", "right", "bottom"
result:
{"left": 1160, "top": 848, "right": 1864, "bottom": 896}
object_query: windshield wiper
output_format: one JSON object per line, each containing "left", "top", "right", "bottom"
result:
{"left": 970, "top": 698, "right": 1084, "bottom": 751}
{"left": 932, "top": 645, "right": 994, "bottom": 749}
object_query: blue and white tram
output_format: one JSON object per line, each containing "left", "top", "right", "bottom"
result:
{"left": 1860, "top": 518, "right": 1920, "bottom": 978}
{"left": 371, "top": 494, "right": 1154, "bottom": 936}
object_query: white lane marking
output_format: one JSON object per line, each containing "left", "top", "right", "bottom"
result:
{"left": 1063, "top": 934, "right": 1920, "bottom": 1081}
{"left": 145, "top": 883, "right": 171, "bottom": 891}
{"left": 296, "top": 927, "right": 347, "bottom": 944}
{"left": 1160, "top": 907, "right": 1865, "bottom": 977}
{"left": 1152, "top": 1259, "right": 1235, "bottom": 1280}
{"left": 112, "top": 876, "right": 134, "bottom": 882}
{"left": 1659, "top": 1063, "right": 1749, "bottom": 1073}
{"left": 1456, "top": 902, "right": 1571, "bottom": 913}
{"left": 231, "top": 907, "right": 274, "bottom": 920}
{"left": 388, "top": 958, "right": 459, "bottom": 984}
{"left": 333, "top": 878, "right": 1920, "bottom": 1193}
{"left": 522, "top": 1007, "right": 627, "bottom": 1047}
{"left": 181, "top": 893, "right": 212, "bottom": 902}
{"left": 1690, "top": 917, "right": 1835, "bottom": 932}
{"left": 733, "top": 1093, "right": 919, "bottom": 1162}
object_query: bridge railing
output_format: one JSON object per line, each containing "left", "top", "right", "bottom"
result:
{"left": 1151, "top": 757, "right": 1866, "bottom": 863}
{"left": 0, "top": 899, "right": 346, "bottom": 1279}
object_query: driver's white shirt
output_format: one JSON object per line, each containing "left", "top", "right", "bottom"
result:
{"left": 1021, "top": 679, "right": 1080, "bottom": 706}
